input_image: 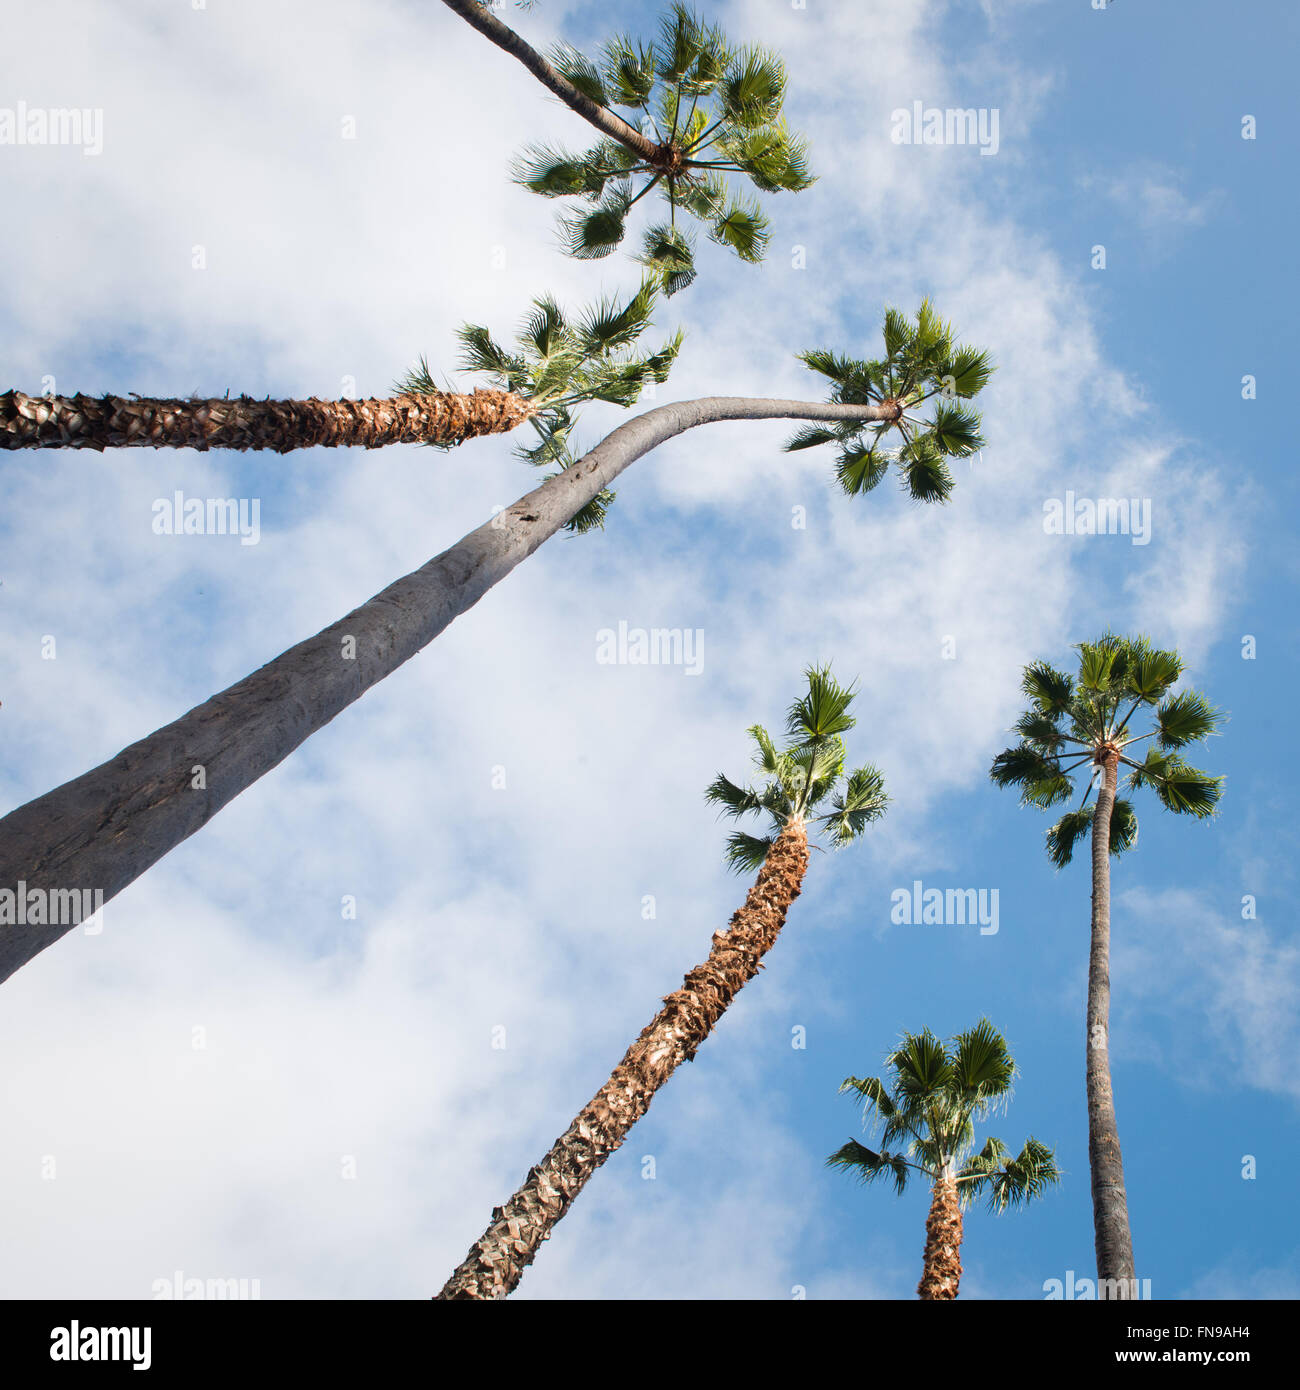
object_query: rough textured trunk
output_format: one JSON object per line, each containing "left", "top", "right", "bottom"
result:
{"left": 436, "top": 819, "right": 811, "bottom": 1300}
{"left": 439, "top": 0, "right": 659, "bottom": 162}
{"left": 916, "top": 1174, "right": 963, "bottom": 1300}
{"left": 0, "top": 389, "right": 533, "bottom": 452}
{"left": 1087, "top": 748, "right": 1136, "bottom": 1289}
{"left": 0, "top": 397, "right": 888, "bottom": 986}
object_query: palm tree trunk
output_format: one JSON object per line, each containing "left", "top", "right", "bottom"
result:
{"left": 0, "top": 396, "right": 889, "bottom": 986}
{"left": 436, "top": 818, "right": 810, "bottom": 1299}
{"left": 1087, "top": 748, "right": 1136, "bottom": 1289}
{"left": 0, "top": 389, "right": 533, "bottom": 451}
{"left": 916, "top": 1173, "right": 963, "bottom": 1300}
{"left": 438, "top": 0, "right": 659, "bottom": 163}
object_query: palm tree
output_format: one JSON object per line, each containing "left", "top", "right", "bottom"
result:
{"left": 989, "top": 634, "right": 1223, "bottom": 1290}
{"left": 443, "top": 0, "right": 814, "bottom": 293}
{"left": 399, "top": 278, "right": 681, "bottom": 533}
{"left": 437, "top": 666, "right": 888, "bottom": 1298}
{"left": 0, "top": 386, "right": 535, "bottom": 452}
{"left": 2, "top": 280, "right": 679, "bottom": 462}
{"left": 0, "top": 305, "right": 989, "bottom": 986}
{"left": 828, "top": 1020, "right": 1061, "bottom": 1300}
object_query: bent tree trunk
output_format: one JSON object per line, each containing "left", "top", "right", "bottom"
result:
{"left": 437, "top": 818, "right": 811, "bottom": 1300}
{"left": 916, "top": 1173, "right": 963, "bottom": 1300}
{"left": 438, "top": 0, "right": 659, "bottom": 162}
{"left": 0, "top": 390, "right": 533, "bottom": 452}
{"left": 0, "top": 396, "right": 889, "bottom": 986}
{"left": 1087, "top": 748, "right": 1136, "bottom": 1290}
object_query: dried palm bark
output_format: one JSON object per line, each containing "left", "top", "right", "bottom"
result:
{"left": 437, "top": 818, "right": 811, "bottom": 1299}
{"left": 916, "top": 1175, "right": 964, "bottom": 1300}
{"left": 0, "top": 389, "right": 533, "bottom": 452}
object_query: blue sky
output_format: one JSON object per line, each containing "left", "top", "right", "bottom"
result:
{"left": 0, "top": 0, "right": 1296, "bottom": 1300}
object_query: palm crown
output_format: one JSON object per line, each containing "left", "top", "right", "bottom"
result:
{"left": 785, "top": 301, "right": 995, "bottom": 502}
{"left": 705, "top": 666, "right": 888, "bottom": 872}
{"left": 989, "top": 633, "right": 1225, "bottom": 867}
{"left": 828, "top": 1020, "right": 1061, "bottom": 1211}
{"left": 399, "top": 279, "right": 682, "bottom": 532}
{"left": 515, "top": 3, "right": 813, "bottom": 293}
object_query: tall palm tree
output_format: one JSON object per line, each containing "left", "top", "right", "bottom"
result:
{"left": 443, "top": 0, "right": 813, "bottom": 293}
{"left": 0, "top": 305, "right": 989, "bottom": 986}
{"left": 2, "top": 280, "right": 678, "bottom": 461}
{"left": 0, "top": 387, "right": 535, "bottom": 452}
{"left": 828, "top": 1020, "right": 1060, "bottom": 1300}
{"left": 437, "top": 666, "right": 888, "bottom": 1298}
{"left": 989, "top": 634, "right": 1223, "bottom": 1290}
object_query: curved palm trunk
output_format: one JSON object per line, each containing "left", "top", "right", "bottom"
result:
{"left": 0, "top": 397, "right": 887, "bottom": 986}
{"left": 438, "top": 0, "right": 659, "bottom": 162}
{"left": 0, "top": 389, "right": 532, "bottom": 452}
{"left": 436, "top": 818, "right": 810, "bottom": 1299}
{"left": 1087, "top": 749, "right": 1136, "bottom": 1288}
{"left": 916, "top": 1173, "right": 963, "bottom": 1300}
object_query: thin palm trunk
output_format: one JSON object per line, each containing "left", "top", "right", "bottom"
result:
{"left": 0, "top": 390, "right": 534, "bottom": 452}
{"left": 916, "top": 1172, "right": 963, "bottom": 1300}
{"left": 0, "top": 396, "right": 890, "bottom": 986}
{"left": 1087, "top": 748, "right": 1136, "bottom": 1287}
{"left": 436, "top": 817, "right": 810, "bottom": 1299}
{"left": 438, "top": 0, "right": 659, "bottom": 163}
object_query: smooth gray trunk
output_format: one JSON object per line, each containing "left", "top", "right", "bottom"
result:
{"left": 1087, "top": 749, "right": 1137, "bottom": 1287}
{"left": 0, "top": 396, "right": 888, "bottom": 985}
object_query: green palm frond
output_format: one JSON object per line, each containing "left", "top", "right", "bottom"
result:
{"left": 719, "top": 47, "right": 787, "bottom": 128}
{"left": 602, "top": 35, "right": 658, "bottom": 107}
{"left": 1123, "top": 645, "right": 1183, "bottom": 701}
{"left": 952, "top": 1018, "right": 1016, "bottom": 1103}
{"left": 819, "top": 765, "right": 889, "bottom": 847}
{"left": 826, "top": 1139, "right": 911, "bottom": 1196}
{"left": 831, "top": 1023, "right": 1056, "bottom": 1223}
{"left": 783, "top": 425, "right": 838, "bottom": 453}
{"left": 403, "top": 280, "right": 680, "bottom": 526}
{"left": 707, "top": 199, "right": 770, "bottom": 261}
{"left": 512, "top": 142, "right": 606, "bottom": 198}
{"left": 1154, "top": 690, "right": 1222, "bottom": 749}
{"left": 835, "top": 445, "right": 890, "bottom": 496}
{"left": 723, "top": 830, "right": 772, "bottom": 874}
{"left": 704, "top": 773, "right": 762, "bottom": 819}
{"left": 637, "top": 222, "right": 697, "bottom": 296}
{"left": 1045, "top": 806, "right": 1092, "bottom": 868}
{"left": 709, "top": 668, "right": 883, "bottom": 867}
{"left": 548, "top": 40, "right": 609, "bottom": 106}
{"left": 1021, "top": 661, "right": 1074, "bottom": 714}
{"left": 942, "top": 344, "right": 995, "bottom": 398}
{"left": 793, "top": 305, "right": 992, "bottom": 505}
{"left": 559, "top": 183, "right": 633, "bottom": 259}
{"left": 989, "top": 744, "right": 1066, "bottom": 800}
{"left": 1013, "top": 711, "right": 1065, "bottom": 752}
{"left": 929, "top": 402, "right": 984, "bottom": 456}
{"left": 505, "top": 3, "right": 812, "bottom": 286}
{"left": 786, "top": 664, "right": 857, "bottom": 742}
{"left": 994, "top": 634, "right": 1223, "bottom": 864}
